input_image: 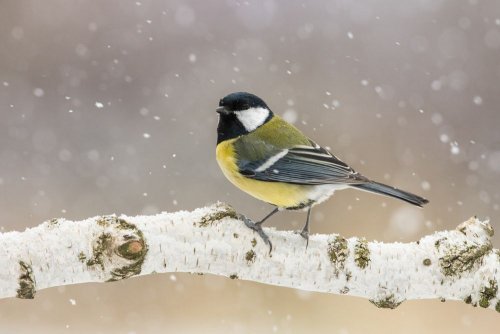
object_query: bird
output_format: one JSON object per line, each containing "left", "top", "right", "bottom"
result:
{"left": 215, "top": 92, "right": 428, "bottom": 250}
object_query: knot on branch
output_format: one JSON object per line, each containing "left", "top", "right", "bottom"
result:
{"left": 369, "top": 293, "right": 404, "bottom": 309}
{"left": 327, "top": 236, "right": 349, "bottom": 276}
{"left": 457, "top": 217, "right": 494, "bottom": 242}
{"left": 478, "top": 280, "right": 498, "bottom": 308}
{"left": 82, "top": 216, "right": 148, "bottom": 281}
{"left": 196, "top": 202, "right": 237, "bottom": 227}
{"left": 354, "top": 238, "right": 371, "bottom": 269}
{"left": 16, "top": 261, "right": 36, "bottom": 299}
{"left": 437, "top": 217, "right": 494, "bottom": 278}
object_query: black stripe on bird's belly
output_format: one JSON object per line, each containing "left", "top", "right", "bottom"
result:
{"left": 285, "top": 199, "right": 315, "bottom": 211}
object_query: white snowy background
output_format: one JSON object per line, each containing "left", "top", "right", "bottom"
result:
{"left": 0, "top": 0, "right": 499, "bottom": 333}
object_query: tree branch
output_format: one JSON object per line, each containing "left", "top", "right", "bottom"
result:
{"left": 1, "top": 203, "right": 499, "bottom": 312}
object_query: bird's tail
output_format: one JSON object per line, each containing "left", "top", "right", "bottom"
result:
{"left": 352, "top": 181, "right": 429, "bottom": 207}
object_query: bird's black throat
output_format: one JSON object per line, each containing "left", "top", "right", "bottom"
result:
{"left": 216, "top": 111, "right": 274, "bottom": 144}
{"left": 216, "top": 113, "right": 248, "bottom": 144}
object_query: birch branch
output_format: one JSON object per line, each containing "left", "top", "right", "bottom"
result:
{"left": 0, "top": 203, "right": 499, "bottom": 313}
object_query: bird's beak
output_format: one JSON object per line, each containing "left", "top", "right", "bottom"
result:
{"left": 216, "top": 106, "right": 230, "bottom": 115}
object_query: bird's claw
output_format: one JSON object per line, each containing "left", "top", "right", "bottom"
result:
{"left": 238, "top": 214, "right": 273, "bottom": 253}
{"left": 295, "top": 229, "right": 310, "bottom": 248}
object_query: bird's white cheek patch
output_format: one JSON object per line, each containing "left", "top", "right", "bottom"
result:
{"left": 235, "top": 107, "right": 270, "bottom": 132}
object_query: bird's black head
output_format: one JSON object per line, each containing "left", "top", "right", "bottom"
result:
{"left": 218, "top": 92, "right": 269, "bottom": 112}
{"left": 216, "top": 92, "right": 273, "bottom": 144}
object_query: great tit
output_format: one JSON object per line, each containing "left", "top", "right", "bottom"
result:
{"left": 215, "top": 92, "right": 428, "bottom": 250}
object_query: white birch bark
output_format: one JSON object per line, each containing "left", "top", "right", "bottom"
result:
{"left": 0, "top": 203, "right": 498, "bottom": 312}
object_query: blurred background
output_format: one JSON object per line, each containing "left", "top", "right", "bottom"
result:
{"left": 1, "top": 0, "right": 500, "bottom": 332}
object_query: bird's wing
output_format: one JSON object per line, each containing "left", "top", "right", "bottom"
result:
{"left": 238, "top": 140, "right": 369, "bottom": 185}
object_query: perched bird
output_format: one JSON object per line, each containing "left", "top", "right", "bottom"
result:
{"left": 215, "top": 92, "right": 428, "bottom": 250}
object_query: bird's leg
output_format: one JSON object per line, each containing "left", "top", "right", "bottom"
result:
{"left": 238, "top": 207, "right": 279, "bottom": 253}
{"left": 299, "top": 207, "right": 312, "bottom": 247}
{"left": 256, "top": 207, "right": 279, "bottom": 226}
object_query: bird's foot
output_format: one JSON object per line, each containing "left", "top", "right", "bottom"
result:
{"left": 295, "top": 229, "right": 309, "bottom": 248}
{"left": 237, "top": 214, "right": 273, "bottom": 253}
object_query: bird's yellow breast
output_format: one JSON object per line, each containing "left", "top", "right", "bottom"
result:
{"left": 216, "top": 139, "right": 309, "bottom": 208}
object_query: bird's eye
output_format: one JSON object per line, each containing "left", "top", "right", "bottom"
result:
{"left": 219, "top": 99, "right": 224, "bottom": 106}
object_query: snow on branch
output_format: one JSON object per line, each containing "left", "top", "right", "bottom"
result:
{"left": 0, "top": 203, "right": 499, "bottom": 312}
